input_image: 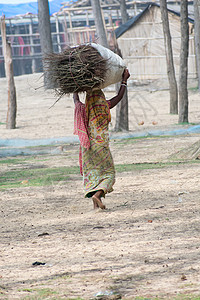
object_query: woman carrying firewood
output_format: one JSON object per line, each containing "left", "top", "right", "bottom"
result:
{"left": 73, "top": 68, "right": 130, "bottom": 209}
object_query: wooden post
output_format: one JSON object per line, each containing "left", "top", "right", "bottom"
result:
{"left": 1, "top": 16, "right": 17, "bottom": 129}
{"left": 63, "top": 12, "right": 69, "bottom": 45}
{"left": 114, "top": 48, "right": 129, "bottom": 132}
{"left": 120, "top": 0, "right": 129, "bottom": 23}
{"left": 68, "top": 11, "right": 75, "bottom": 45}
{"left": 38, "top": 0, "right": 53, "bottom": 88}
{"left": 114, "top": 84, "right": 129, "bottom": 131}
{"left": 134, "top": 2, "right": 137, "bottom": 16}
{"left": 100, "top": 7, "right": 108, "bottom": 42}
{"left": 91, "top": 0, "right": 108, "bottom": 48}
{"left": 179, "top": 0, "right": 189, "bottom": 123}
{"left": 194, "top": 0, "right": 200, "bottom": 92}
{"left": 86, "top": 10, "right": 90, "bottom": 42}
{"left": 109, "top": 13, "right": 129, "bottom": 131}
{"left": 160, "top": 0, "right": 178, "bottom": 114}
{"left": 29, "top": 16, "right": 36, "bottom": 73}
{"left": 56, "top": 15, "right": 61, "bottom": 52}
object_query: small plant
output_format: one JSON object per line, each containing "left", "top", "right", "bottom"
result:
{"left": 21, "top": 287, "right": 59, "bottom": 299}
{"left": 0, "top": 165, "right": 80, "bottom": 189}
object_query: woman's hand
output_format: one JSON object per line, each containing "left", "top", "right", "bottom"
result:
{"left": 108, "top": 68, "right": 130, "bottom": 109}
{"left": 122, "top": 68, "right": 130, "bottom": 82}
{"left": 73, "top": 92, "right": 79, "bottom": 104}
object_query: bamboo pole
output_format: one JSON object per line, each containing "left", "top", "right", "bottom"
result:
{"left": 68, "top": 11, "right": 75, "bottom": 45}
{"left": 56, "top": 15, "right": 62, "bottom": 52}
{"left": 86, "top": 10, "right": 90, "bottom": 42}
{"left": 1, "top": 16, "right": 17, "bottom": 129}
{"left": 194, "top": 0, "right": 200, "bottom": 92}
{"left": 63, "top": 12, "right": 69, "bottom": 45}
{"left": 29, "top": 16, "right": 36, "bottom": 73}
{"left": 100, "top": 7, "right": 108, "bottom": 42}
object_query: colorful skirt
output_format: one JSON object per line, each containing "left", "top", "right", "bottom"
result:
{"left": 82, "top": 142, "right": 115, "bottom": 198}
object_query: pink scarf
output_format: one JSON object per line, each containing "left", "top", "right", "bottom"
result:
{"left": 74, "top": 101, "right": 90, "bottom": 175}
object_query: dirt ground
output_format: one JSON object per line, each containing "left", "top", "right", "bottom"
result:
{"left": 0, "top": 74, "right": 200, "bottom": 300}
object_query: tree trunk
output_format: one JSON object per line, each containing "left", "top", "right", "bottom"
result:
{"left": 114, "top": 82, "right": 128, "bottom": 131}
{"left": 38, "top": 0, "right": 53, "bottom": 88}
{"left": 120, "top": 0, "right": 129, "bottom": 24}
{"left": 194, "top": 0, "right": 200, "bottom": 92}
{"left": 91, "top": 0, "right": 129, "bottom": 131}
{"left": 113, "top": 25, "right": 129, "bottom": 131}
{"left": 160, "top": 0, "right": 178, "bottom": 114}
{"left": 178, "top": 0, "right": 189, "bottom": 123}
{"left": 1, "top": 16, "right": 17, "bottom": 129}
{"left": 91, "top": 0, "right": 108, "bottom": 48}
{"left": 114, "top": 46, "right": 129, "bottom": 131}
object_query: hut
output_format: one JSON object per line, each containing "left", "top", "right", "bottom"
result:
{"left": 0, "top": 0, "right": 125, "bottom": 77}
{"left": 1, "top": 0, "right": 195, "bottom": 80}
{"left": 115, "top": 2, "right": 196, "bottom": 82}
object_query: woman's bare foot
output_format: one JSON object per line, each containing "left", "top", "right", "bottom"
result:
{"left": 92, "top": 190, "right": 105, "bottom": 209}
{"left": 92, "top": 196, "right": 106, "bottom": 209}
{"left": 92, "top": 197, "right": 99, "bottom": 209}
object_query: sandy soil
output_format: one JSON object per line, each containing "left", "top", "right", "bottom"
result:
{"left": 0, "top": 74, "right": 200, "bottom": 299}
{"left": 0, "top": 74, "right": 200, "bottom": 140}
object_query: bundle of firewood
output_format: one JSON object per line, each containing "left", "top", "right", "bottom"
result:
{"left": 44, "top": 44, "right": 108, "bottom": 97}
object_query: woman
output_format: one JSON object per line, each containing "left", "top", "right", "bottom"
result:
{"left": 73, "top": 68, "right": 130, "bottom": 209}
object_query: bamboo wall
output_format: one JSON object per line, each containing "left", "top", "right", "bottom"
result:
{"left": 0, "top": 3, "right": 196, "bottom": 81}
{"left": 117, "top": 5, "right": 196, "bottom": 80}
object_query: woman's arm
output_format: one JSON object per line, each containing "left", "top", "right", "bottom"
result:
{"left": 108, "top": 68, "right": 130, "bottom": 109}
{"left": 73, "top": 92, "right": 80, "bottom": 104}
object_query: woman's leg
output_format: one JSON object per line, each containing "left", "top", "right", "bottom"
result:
{"left": 92, "top": 190, "right": 105, "bottom": 209}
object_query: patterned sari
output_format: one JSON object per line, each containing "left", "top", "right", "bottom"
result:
{"left": 74, "top": 89, "right": 115, "bottom": 198}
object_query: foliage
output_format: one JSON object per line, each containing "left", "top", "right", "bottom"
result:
{"left": 1, "top": 155, "right": 199, "bottom": 190}
{"left": 115, "top": 161, "right": 200, "bottom": 173}
{"left": 0, "top": 164, "right": 80, "bottom": 189}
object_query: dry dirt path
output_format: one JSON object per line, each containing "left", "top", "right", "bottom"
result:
{"left": 0, "top": 74, "right": 200, "bottom": 299}
{"left": 0, "top": 135, "right": 200, "bottom": 300}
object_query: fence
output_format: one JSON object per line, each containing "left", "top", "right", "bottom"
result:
{"left": 0, "top": 13, "right": 118, "bottom": 77}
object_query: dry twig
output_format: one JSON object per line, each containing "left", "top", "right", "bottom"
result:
{"left": 44, "top": 44, "right": 108, "bottom": 96}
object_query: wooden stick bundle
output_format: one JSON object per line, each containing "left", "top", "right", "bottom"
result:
{"left": 44, "top": 44, "right": 108, "bottom": 96}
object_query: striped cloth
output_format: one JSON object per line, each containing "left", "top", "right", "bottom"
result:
{"left": 83, "top": 89, "right": 115, "bottom": 198}
{"left": 74, "top": 101, "right": 90, "bottom": 150}
{"left": 74, "top": 101, "right": 90, "bottom": 175}
{"left": 74, "top": 89, "right": 115, "bottom": 198}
